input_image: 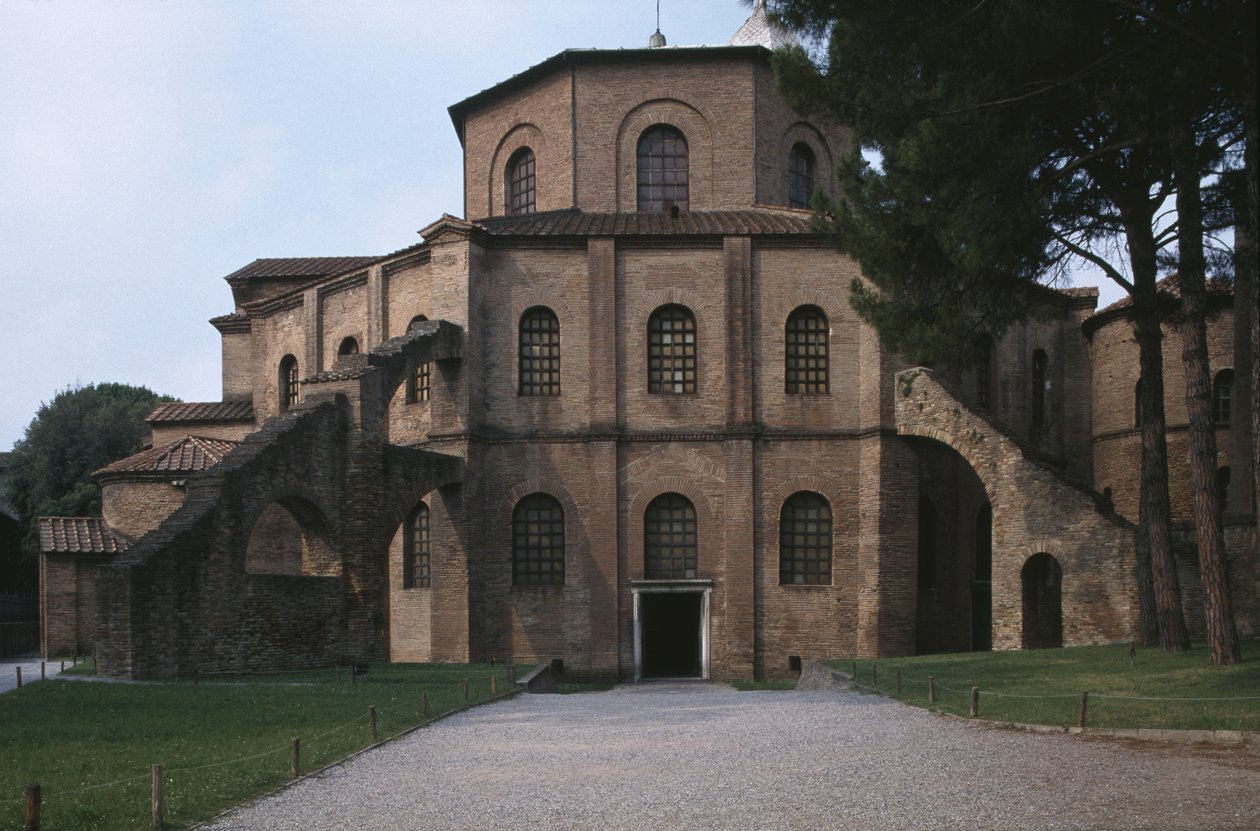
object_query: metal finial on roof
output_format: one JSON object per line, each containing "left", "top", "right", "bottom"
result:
{"left": 648, "top": 0, "right": 667, "bottom": 47}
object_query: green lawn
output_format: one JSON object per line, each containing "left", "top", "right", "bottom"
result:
{"left": 825, "top": 640, "right": 1260, "bottom": 731}
{"left": 1, "top": 662, "right": 522, "bottom": 830}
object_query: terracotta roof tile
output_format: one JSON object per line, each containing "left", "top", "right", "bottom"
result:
{"left": 39, "top": 517, "right": 128, "bottom": 554}
{"left": 474, "top": 209, "right": 816, "bottom": 238}
{"left": 224, "top": 257, "right": 379, "bottom": 283}
{"left": 147, "top": 401, "right": 254, "bottom": 424}
{"left": 93, "top": 435, "right": 240, "bottom": 477}
{"left": 303, "top": 366, "right": 376, "bottom": 383}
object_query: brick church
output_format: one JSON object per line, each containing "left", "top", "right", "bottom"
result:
{"left": 41, "top": 4, "right": 1258, "bottom": 680}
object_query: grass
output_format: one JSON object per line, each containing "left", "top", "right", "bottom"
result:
{"left": 0, "top": 662, "right": 524, "bottom": 830}
{"left": 825, "top": 640, "right": 1260, "bottom": 731}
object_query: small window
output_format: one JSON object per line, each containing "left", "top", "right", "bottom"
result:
{"left": 403, "top": 503, "right": 431, "bottom": 589}
{"left": 785, "top": 305, "right": 829, "bottom": 394}
{"left": 644, "top": 493, "right": 697, "bottom": 579}
{"left": 1031, "top": 350, "right": 1048, "bottom": 428}
{"left": 975, "top": 347, "right": 991, "bottom": 410}
{"left": 414, "top": 362, "right": 432, "bottom": 403}
{"left": 408, "top": 314, "right": 429, "bottom": 332}
{"left": 1213, "top": 369, "right": 1234, "bottom": 426}
{"left": 637, "top": 125, "right": 689, "bottom": 212}
{"left": 779, "top": 492, "right": 832, "bottom": 585}
{"left": 519, "top": 306, "right": 561, "bottom": 396}
{"left": 648, "top": 305, "right": 697, "bottom": 394}
{"left": 506, "top": 148, "right": 536, "bottom": 216}
{"left": 788, "top": 143, "right": 815, "bottom": 210}
{"left": 337, "top": 336, "right": 359, "bottom": 357}
{"left": 279, "top": 355, "right": 299, "bottom": 411}
{"left": 512, "top": 494, "right": 564, "bottom": 586}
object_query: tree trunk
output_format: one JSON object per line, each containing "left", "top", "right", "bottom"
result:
{"left": 1174, "top": 128, "right": 1241, "bottom": 665}
{"left": 1128, "top": 220, "right": 1191, "bottom": 652}
{"left": 1135, "top": 491, "right": 1160, "bottom": 646}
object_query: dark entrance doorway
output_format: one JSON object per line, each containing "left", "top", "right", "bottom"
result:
{"left": 640, "top": 592, "right": 702, "bottom": 678}
{"left": 1022, "top": 553, "right": 1063, "bottom": 649}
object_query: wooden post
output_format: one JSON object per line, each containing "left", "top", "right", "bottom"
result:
{"left": 421, "top": 689, "right": 428, "bottom": 717}
{"left": 40, "top": 662, "right": 45, "bottom": 681}
{"left": 369, "top": 705, "right": 378, "bottom": 742}
{"left": 1078, "top": 690, "right": 1089, "bottom": 729}
{"left": 970, "top": 686, "right": 979, "bottom": 718}
{"left": 463, "top": 678, "right": 469, "bottom": 704}
{"left": 928, "top": 675, "right": 936, "bottom": 703}
{"left": 872, "top": 664, "right": 877, "bottom": 686}
{"left": 151, "top": 764, "right": 164, "bottom": 830}
{"left": 60, "top": 660, "right": 65, "bottom": 673}
{"left": 291, "top": 738, "right": 300, "bottom": 778}
{"left": 15, "top": 666, "right": 21, "bottom": 688}
{"left": 73, "top": 654, "right": 77, "bottom": 667}
{"left": 491, "top": 674, "right": 497, "bottom": 695}
{"left": 896, "top": 670, "right": 901, "bottom": 694}
{"left": 851, "top": 660, "right": 857, "bottom": 678}
{"left": 24, "top": 783, "right": 40, "bottom": 831}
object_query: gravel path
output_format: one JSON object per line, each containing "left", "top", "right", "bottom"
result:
{"left": 201, "top": 684, "right": 1260, "bottom": 831}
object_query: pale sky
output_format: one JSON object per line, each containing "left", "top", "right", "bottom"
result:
{"left": 0, "top": 0, "right": 1125, "bottom": 452}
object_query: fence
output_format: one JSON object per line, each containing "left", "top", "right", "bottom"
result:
{"left": 0, "top": 621, "right": 38, "bottom": 658}
{"left": 4, "top": 663, "right": 520, "bottom": 831}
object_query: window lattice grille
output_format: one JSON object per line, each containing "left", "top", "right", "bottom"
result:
{"left": 785, "top": 306, "right": 829, "bottom": 394}
{"left": 645, "top": 493, "right": 697, "bottom": 579}
{"left": 519, "top": 307, "right": 561, "bottom": 396}
{"left": 1213, "top": 369, "right": 1234, "bottom": 426}
{"left": 415, "top": 362, "right": 431, "bottom": 402}
{"left": 779, "top": 492, "right": 832, "bottom": 585}
{"left": 404, "top": 503, "right": 430, "bottom": 589}
{"left": 637, "top": 126, "right": 689, "bottom": 211}
{"left": 648, "top": 305, "right": 696, "bottom": 394}
{"left": 507, "top": 148, "right": 536, "bottom": 215}
{"left": 280, "top": 356, "right": 299, "bottom": 410}
{"left": 512, "top": 494, "right": 564, "bottom": 586}
{"left": 788, "top": 143, "right": 815, "bottom": 210}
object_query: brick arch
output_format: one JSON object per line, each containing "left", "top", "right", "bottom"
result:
{"left": 615, "top": 98, "right": 714, "bottom": 212}
{"left": 633, "top": 287, "right": 718, "bottom": 325}
{"left": 765, "top": 476, "right": 841, "bottom": 520}
{"left": 626, "top": 476, "right": 717, "bottom": 525}
{"left": 897, "top": 423, "right": 999, "bottom": 505}
{"left": 510, "top": 290, "right": 576, "bottom": 330}
{"left": 243, "top": 492, "right": 341, "bottom": 578}
{"left": 768, "top": 288, "right": 845, "bottom": 329}
{"left": 625, "top": 477, "right": 719, "bottom": 579}
{"left": 498, "top": 477, "right": 584, "bottom": 530}
{"left": 489, "top": 123, "right": 545, "bottom": 217}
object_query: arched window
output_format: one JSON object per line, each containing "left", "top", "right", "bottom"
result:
{"left": 279, "top": 355, "right": 299, "bottom": 411}
{"left": 519, "top": 306, "right": 561, "bottom": 396}
{"left": 918, "top": 492, "right": 936, "bottom": 589}
{"left": 648, "top": 305, "right": 697, "bottom": 394}
{"left": 785, "top": 305, "right": 829, "bottom": 394}
{"left": 512, "top": 494, "right": 564, "bottom": 586}
{"left": 1031, "top": 349, "right": 1048, "bottom": 428}
{"left": 779, "top": 492, "right": 832, "bottom": 585}
{"left": 644, "top": 493, "right": 697, "bottom": 579}
{"left": 1213, "top": 369, "right": 1234, "bottom": 426}
{"left": 506, "top": 147, "right": 536, "bottom": 216}
{"left": 337, "top": 336, "right": 359, "bottom": 357}
{"left": 788, "top": 142, "right": 815, "bottom": 210}
{"left": 637, "top": 125, "right": 688, "bottom": 212}
{"left": 403, "top": 503, "right": 430, "bottom": 589}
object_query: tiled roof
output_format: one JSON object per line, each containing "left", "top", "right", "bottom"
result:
{"left": 39, "top": 517, "right": 129, "bottom": 554}
{"left": 93, "top": 435, "right": 240, "bottom": 477}
{"left": 209, "top": 311, "right": 249, "bottom": 325}
{"left": 303, "top": 366, "right": 376, "bottom": 383}
{"left": 475, "top": 209, "right": 816, "bottom": 238}
{"left": 1093, "top": 275, "right": 1232, "bottom": 316}
{"left": 224, "top": 257, "right": 379, "bottom": 283}
{"left": 147, "top": 401, "right": 254, "bottom": 424}
{"left": 729, "top": 1, "right": 798, "bottom": 49}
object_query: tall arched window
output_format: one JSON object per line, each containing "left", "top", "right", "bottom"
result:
{"left": 519, "top": 306, "right": 561, "bottom": 396}
{"left": 1031, "top": 349, "right": 1048, "bottom": 428}
{"left": 403, "top": 503, "right": 430, "bottom": 589}
{"left": 788, "top": 142, "right": 815, "bottom": 209}
{"left": 785, "top": 305, "right": 829, "bottom": 394}
{"left": 779, "top": 492, "right": 832, "bottom": 585}
{"left": 506, "top": 147, "right": 536, "bottom": 216}
{"left": 337, "top": 336, "right": 359, "bottom": 357}
{"left": 279, "top": 354, "right": 299, "bottom": 411}
{"left": 648, "top": 305, "right": 697, "bottom": 394}
{"left": 637, "top": 125, "right": 688, "bottom": 211}
{"left": 512, "top": 494, "right": 564, "bottom": 586}
{"left": 408, "top": 316, "right": 432, "bottom": 404}
{"left": 644, "top": 493, "right": 697, "bottom": 579}
{"left": 1213, "top": 369, "right": 1234, "bottom": 426}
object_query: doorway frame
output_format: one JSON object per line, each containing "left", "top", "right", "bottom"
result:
{"left": 630, "top": 579, "right": 712, "bottom": 682}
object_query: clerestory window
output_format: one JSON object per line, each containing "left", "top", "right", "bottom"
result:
{"left": 637, "top": 125, "right": 689, "bottom": 211}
